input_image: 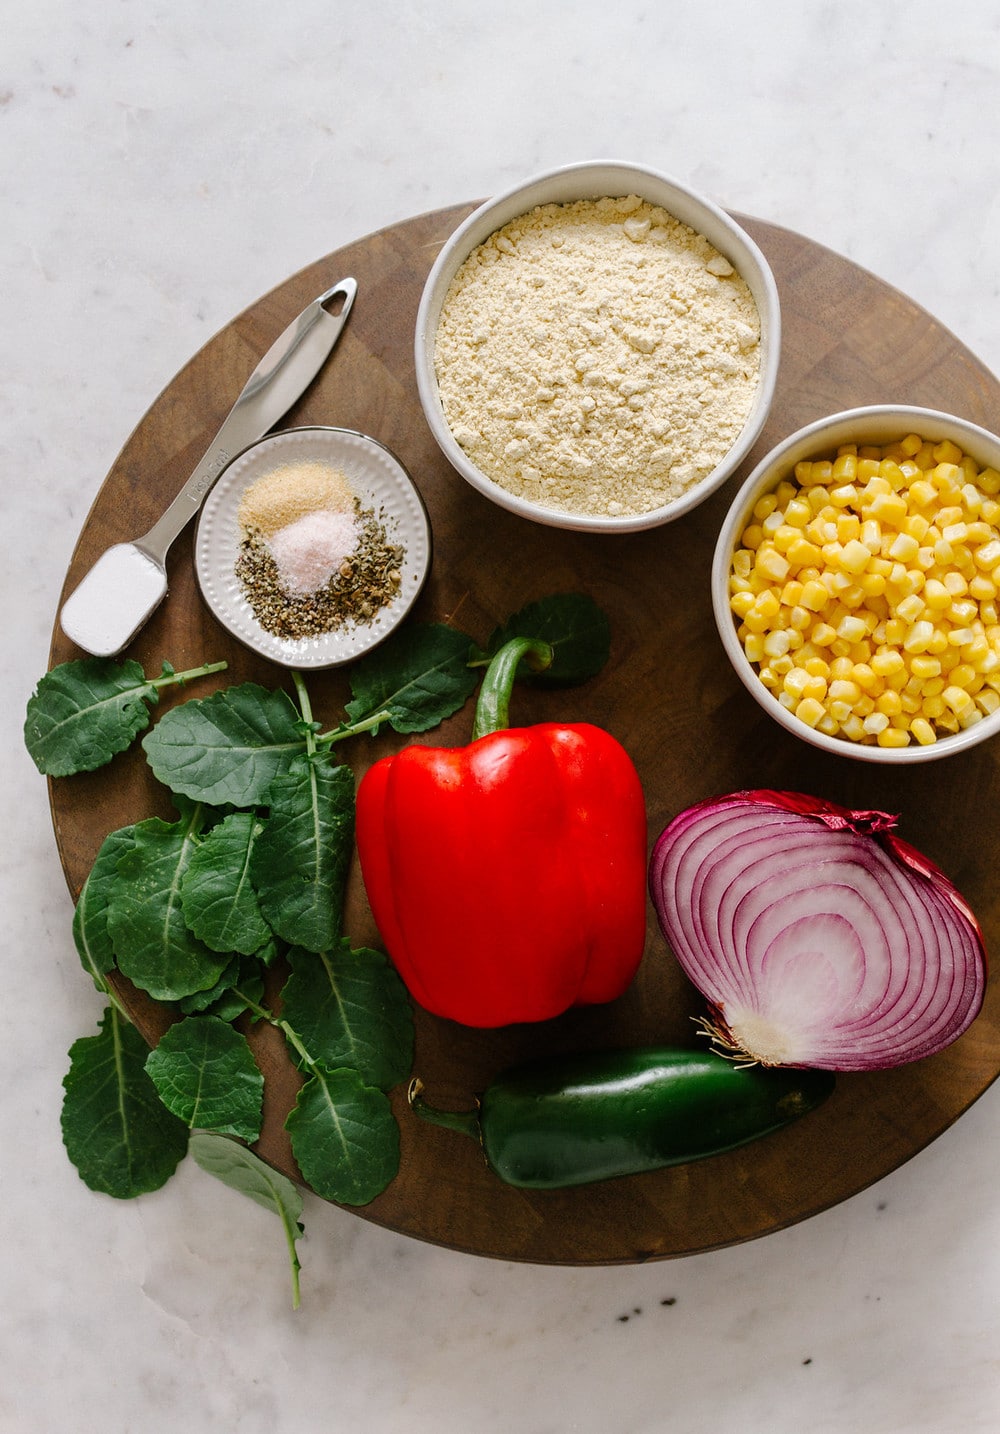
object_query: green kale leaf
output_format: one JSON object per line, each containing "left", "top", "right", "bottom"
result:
{"left": 61, "top": 1006, "right": 189, "bottom": 1198}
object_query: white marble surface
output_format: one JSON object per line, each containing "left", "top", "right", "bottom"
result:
{"left": 4, "top": 2, "right": 1000, "bottom": 1430}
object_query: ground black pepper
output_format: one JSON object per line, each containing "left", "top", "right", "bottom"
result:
{"left": 236, "top": 501, "right": 405, "bottom": 639}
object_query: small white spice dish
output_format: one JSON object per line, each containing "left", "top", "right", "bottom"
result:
{"left": 712, "top": 404, "right": 1000, "bottom": 764}
{"left": 195, "top": 426, "right": 431, "bottom": 668}
{"left": 414, "top": 159, "right": 780, "bottom": 533}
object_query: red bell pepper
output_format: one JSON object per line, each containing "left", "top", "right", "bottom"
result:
{"left": 355, "top": 634, "right": 648, "bottom": 1028}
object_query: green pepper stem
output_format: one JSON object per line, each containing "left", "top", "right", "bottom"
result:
{"left": 408, "top": 1078, "right": 480, "bottom": 1140}
{"left": 472, "top": 636, "right": 554, "bottom": 739}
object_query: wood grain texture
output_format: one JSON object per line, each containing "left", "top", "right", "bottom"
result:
{"left": 47, "top": 205, "right": 1000, "bottom": 1264}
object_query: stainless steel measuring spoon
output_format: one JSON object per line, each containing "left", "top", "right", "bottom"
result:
{"left": 59, "top": 277, "right": 358, "bottom": 657}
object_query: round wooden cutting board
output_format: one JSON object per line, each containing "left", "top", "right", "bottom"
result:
{"left": 47, "top": 203, "right": 1000, "bottom": 1265}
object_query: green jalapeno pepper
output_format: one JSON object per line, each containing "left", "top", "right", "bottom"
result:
{"left": 408, "top": 1047, "right": 835, "bottom": 1189}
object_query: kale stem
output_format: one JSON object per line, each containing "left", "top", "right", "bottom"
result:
{"left": 290, "top": 672, "right": 317, "bottom": 757}
{"left": 315, "top": 707, "right": 394, "bottom": 745}
{"left": 232, "top": 988, "right": 316, "bottom": 1072}
{"left": 150, "top": 660, "right": 228, "bottom": 690}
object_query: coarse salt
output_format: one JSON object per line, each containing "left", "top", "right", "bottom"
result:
{"left": 268, "top": 508, "right": 360, "bottom": 597}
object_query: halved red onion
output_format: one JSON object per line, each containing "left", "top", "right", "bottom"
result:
{"left": 648, "top": 789, "right": 987, "bottom": 1070}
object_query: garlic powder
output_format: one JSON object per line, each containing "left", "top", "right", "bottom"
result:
{"left": 434, "top": 195, "right": 762, "bottom": 518}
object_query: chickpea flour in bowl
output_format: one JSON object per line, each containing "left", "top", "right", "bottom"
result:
{"left": 415, "top": 160, "right": 781, "bottom": 533}
{"left": 195, "top": 426, "right": 432, "bottom": 668}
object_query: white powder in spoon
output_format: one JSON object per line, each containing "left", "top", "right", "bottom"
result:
{"left": 268, "top": 508, "right": 360, "bottom": 597}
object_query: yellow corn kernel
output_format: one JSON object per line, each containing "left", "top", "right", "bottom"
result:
{"left": 974, "top": 538, "right": 1000, "bottom": 570}
{"left": 743, "top": 608, "right": 775, "bottom": 635}
{"left": 850, "top": 663, "right": 878, "bottom": 691}
{"left": 934, "top": 441, "right": 964, "bottom": 466}
{"left": 762, "top": 630, "right": 792, "bottom": 659}
{"left": 863, "top": 711, "right": 890, "bottom": 735}
{"left": 947, "top": 621, "right": 978, "bottom": 644}
{"left": 895, "top": 593, "right": 926, "bottom": 624}
{"left": 865, "top": 491, "right": 909, "bottom": 526}
{"left": 871, "top": 650, "right": 905, "bottom": 676}
{"left": 786, "top": 538, "right": 823, "bottom": 569}
{"left": 767, "top": 524, "right": 798, "bottom": 553}
{"left": 969, "top": 574, "right": 997, "bottom": 601}
{"left": 949, "top": 662, "right": 980, "bottom": 691}
{"left": 942, "top": 571, "right": 968, "bottom": 596}
{"left": 979, "top": 467, "right": 1000, "bottom": 496}
{"left": 902, "top": 620, "right": 935, "bottom": 653}
{"left": 794, "top": 697, "right": 826, "bottom": 728}
{"left": 802, "top": 655, "right": 830, "bottom": 678}
{"left": 798, "top": 579, "right": 829, "bottom": 613}
{"left": 781, "top": 498, "right": 810, "bottom": 528}
{"left": 811, "top": 623, "right": 838, "bottom": 647}
{"left": 922, "top": 578, "right": 951, "bottom": 610}
{"left": 908, "top": 654, "right": 942, "bottom": 681}
{"left": 887, "top": 532, "right": 919, "bottom": 563}
{"left": 857, "top": 571, "right": 887, "bottom": 599}
{"left": 781, "top": 667, "right": 813, "bottom": 699}
{"left": 828, "top": 678, "right": 862, "bottom": 706}
{"left": 829, "top": 484, "right": 859, "bottom": 510}
{"left": 741, "top": 524, "right": 765, "bottom": 551}
{"left": 838, "top": 538, "right": 871, "bottom": 574}
{"left": 922, "top": 694, "right": 946, "bottom": 720}
{"left": 962, "top": 635, "right": 992, "bottom": 667}
{"left": 831, "top": 452, "right": 858, "bottom": 481}
{"left": 902, "top": 513, "right": 931, "bottom": 541}
{"left": 943, "top": 684, "right": 974, "bottom": 715}
{"left": 908, "top": 479, "right": 937, "bottom": 508}
{"left": 910, "top": 717, "right": 937, "bottom": 745}
{"left": 859, "top": 517, "right": 882, "bottom": 550}
{"left": 836, "top": 614, "right": 869, "bottom": 644}
{"left": 756, "top": 547, "right": 790, "bottom": 583}
{"left": 976, "top": 688, "right": 1000, "bottom": 715}
{"left": 744, "top": 633, "right": 766, "bottom": 664}
{"left": 875, "top": 689, "right": 903, "bottom": 716}
{"left": 877, "top": 726, "right": 911, "bottom": 748}
{"left": 733, "top": 556, "right": 754, "bottom": 588}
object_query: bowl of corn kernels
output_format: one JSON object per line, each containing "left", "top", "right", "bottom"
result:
{"left": 712, "top": 405, "right": 1000, "bottom": 762}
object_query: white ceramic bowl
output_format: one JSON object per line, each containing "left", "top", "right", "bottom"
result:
{"left": 195, "top": 426, "right": 431, "bottom": 669}
{"left": 712, "top": 405, "right": 1000, "bottom": 763}
{"left": 415, "top": 160, "right": 780, "bottom": 533}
